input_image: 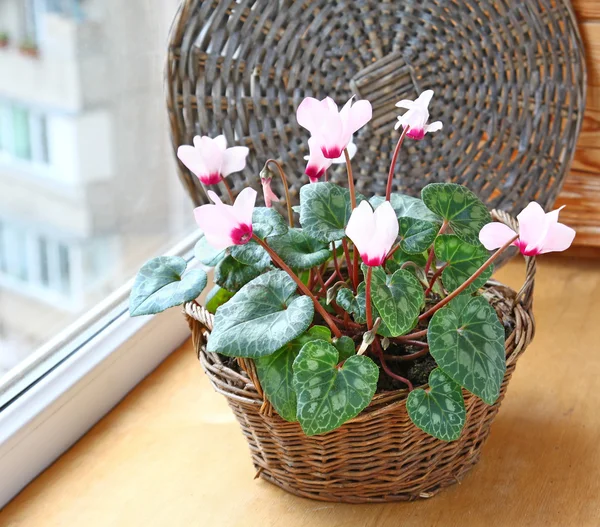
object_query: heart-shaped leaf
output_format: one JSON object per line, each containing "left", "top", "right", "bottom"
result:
{"left": 385, "top": 246, "right": 427, "bottom": 273}
{"left": 205, "top": 285, "right": 235, "bottom": 314}
{"left": 370, "top": 194, "right": 440, "bottom": 222}
{"left": 207, "top": 270, "right": 314, "bottom": 357}
{"left": 255, "top": 326, "right": 331, "bottom": 422}
{"left": 129, "top": 256, "right": 207, "bottom": 316}
{"left": 300, "top": 182, "right": 363, "bottom": 242}
{"left": 406, "top": 368, "right": 466, "bottom": 441}
{"left": 252, "top": 207, "right": 288, "bottom": 238}
{"left": 268, "top": 228, "right": 331, "bottom": 270}
{"left": 293, "top": 340, "right": 379, "bottom": 435}
{"left": 399, "top": 217, "right": 440, "bottom": 254}
{"left": 336, "top": 284, "right": 393, "bottom": 337}
{"left": 214, "top": 255, "right": 264, "bottom": 292}
{"left": 334, "top": 336, "right": 356, "bottom": 361}
{"left": 428, "top": 295, "right": 506, "bottom": 404}
{"left": 230, "top": 241, "right": 271, "bottom": 270}
{"left": 370, "top": 267, "right": 424, "bottom": 337}
{"left": 421, "top": 183, "right": 491, "bottom": 245}
{"left": 435, "top": 235, "right": 493, "bottom": 293}
{"left": 194, "top": 235, "right": 226, "bottom": 267}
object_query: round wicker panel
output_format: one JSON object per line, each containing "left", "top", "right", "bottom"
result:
{"left": 167, "top": 0, "right": 586, "bottom": 215}
{"left": 183, "top": 211, "right": 536, "bottom": 502}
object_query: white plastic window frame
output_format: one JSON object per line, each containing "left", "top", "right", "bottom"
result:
{"left": 0, "top": 230, "right": 202, "bottom": 507}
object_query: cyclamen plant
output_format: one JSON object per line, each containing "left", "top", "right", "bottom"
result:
{"left": 130, "top": 91, "right": 575, "bottom": 441}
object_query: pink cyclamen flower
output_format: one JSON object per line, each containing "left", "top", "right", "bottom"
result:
{"left": 304, "top": 137, "right": 357, "bottom": 183}
{"left": 345, "top": 201, "right": 399, "bottom": 266}
{"left": 394, "top": 90, "right": 443, "bottom": 140}
{"left": 194, "top": 187, "right": 257, "bottom": 250}
{"left": 260, "top": 177, "right": 279, "bottom": 208}
{"left": 177, "top": 135, "right": 249, "bottom": 185}
{"left": 479, "top": 202, "right": 575, "bottom": 256}
{"left": 297, "top": 96, "right": 372, "bottom": 159}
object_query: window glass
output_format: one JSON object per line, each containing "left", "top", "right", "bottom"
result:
{"left": 0, "top": 0, "right": 193, "bottom": 378}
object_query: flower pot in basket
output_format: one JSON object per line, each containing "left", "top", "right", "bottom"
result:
{"left": 129, "top": 91, "right": 575, "bottom": 504}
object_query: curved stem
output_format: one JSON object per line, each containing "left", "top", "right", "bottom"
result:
{"left": 265, "top": 159, "right": 294, "bottom": 228}
{"left": 222, "top": 178, "right": 235, "bottom": 203}
{"left": 396, "top": 329, "right": 428, "bottom": 341}
{"left": 383, "top": 346, "right": 430, "bottom": 362}
{"left": 386, "top": 126, "right": 409, "bottom": 200}
{"left": 419, "top": 234, "right": 519, "bottom": 321}
{"left": 352, "top": 246, "right": 360, "bottom": 292}
{"left": 331, "top": 241, "right": 342, "bottom": 281}
{"left": 365, "top": 266, "right": 374, "bottom": 329}
{"left": 424, "top": 219, "right": 449, "bottom": 276}
{"left": 344, "top": 148, "right": 356, "bottom": 209}
{"left": 342, "top": 239, "right": 356, "bottom": 292}
{"left": 253, "top": 235, "right": 342, "bottom": 338}
{"left": 425, "top": 263, "right": 448, "bottom": 296}
{"left": 376, "top": 340, "right": 413, "bottom": 391}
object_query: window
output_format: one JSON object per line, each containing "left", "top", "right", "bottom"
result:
{"left": 0, "top": 0, "right": 195, "bottom": 505}
{"left": 0, "top": 102, "right": 49, "bottom": 165}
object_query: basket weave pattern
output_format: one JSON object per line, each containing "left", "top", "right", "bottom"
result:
{"left": 185, "top": 212, "right": 536, "bottom": 503}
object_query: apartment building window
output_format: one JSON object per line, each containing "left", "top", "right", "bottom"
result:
{"left": 0, "top": 103, "right": 49, "bottom": 165}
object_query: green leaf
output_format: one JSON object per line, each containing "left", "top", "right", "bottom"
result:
{"left": 300, "top": 182, "right": 362, "bottom": 242}
{"left": 370, "top": 267, "right": 424, "bottom": 337}
{"left": 214, "top": 255, "right": 264, "bottom": 292}
{"left": 207, "top": 270, "right": 314, "bottom": 357}
{"left": 205, "top": 285, "right": 235, "bottom": 314}
{"left": 399, "top": 217, "right": 440, "bottom": 254}
{"left": 268, "top": 228, "right": 331, "bottom": 270}
{"left": 435, "top": 235, "right": 493, "bottom": 293}
{"left": 336, "top": 283, "right": 393, "bottom": 337}
{"left": 255, "top": 326, "right": 331, "bottom": 422}
{"left": 371, "top": 193, "right": 440, "bottom": 222}
{"left": 428, "top": 295, "right": 506, "bottom": 405}
{"left": 421, "top": 183, "right": 491, "bottom": 244}
{"left": 406, "top": 368, "right": 466, "bottom": 441}
{"left": 385, "top": 247, "right": 427, "bottom": 273}
{"left": 230, "top": 241, "right": 271, "bottom": 270}
{"left": 194, "top": 235, "right": 226, "bottom": 267}
{"left": 334, "top": 336, "right": 356, "bottom": 362}
{"left": 293, "top": 340, "right": 379, "bottom": 435}
{"left": 129, "top": 256, "right": 207, "bottom": 316}
{"left": 253, "top": 207, "right": 288, "bottom": 238}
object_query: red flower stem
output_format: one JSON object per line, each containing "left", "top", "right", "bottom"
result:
{"left": 395, "top": 329, "right": 428, "bottom": 341}
{"left": 265, "top": 159, "right": 294, "bottom": 228}
{"left": 253, "top": 235, "right": 342, "bottom": 338}
{"left": 352, "top": 246, "right": 360, "bottom": 292}
{"left": 331, "top": 241, "right": 342, "bottom": 280}
{"left": 222, "top": 178, "right": 235, "bottom": 203}
{"left": 314, "top": 266, "right": 326, "bottom": 290}
{"left": 308, "top": 268, "right": 315, "bottom": 290}
{"left": 425, "top": 263, "right": 448, "bottom": 296}
{"left": 424, "top": 219, "right": 449, "bottom": 276}
{"left": 376, "top": 339, "right": 413, "bottom": 390}
{"left": 386, "top": 242, "right": 401, "bottom": 262}
{"left": 386, "top": 126, "right": 409, "bottom": 201}
{"left": 344, "top": 147, "right": 357, "bottom": 209}
{"left": 419, "top": 234, "right": 519, "bottom": 322}
{"left": 383, "top": 346, "right": 430, "bottom": 362}
{"left": 330, "top": 314, "right": 362, "bottom": 330}
{"left": 342, "top": 239, "right": 356, "bottom": 292}
{"left": 318, "top": 270, "right": 339, "bottom": 296}
{"left": 365, "top": 266, "right": 374, "bottom": 329}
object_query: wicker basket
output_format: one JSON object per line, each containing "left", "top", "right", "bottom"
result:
{"left": 184, "top": 211, "right": 536, "bottom": 503}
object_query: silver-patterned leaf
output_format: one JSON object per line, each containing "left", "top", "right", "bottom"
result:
{"left": 293, "top": 340, "right": 379, "bottom": 436}
{"left": 399, "top": 217, "right": 441, "bottom": 254}
{"left": 207, "top": 270, "right": 314, "bottom": 357}
{"left": 407, "top": 368, "right": 466, "bottom": 441}
{"left": 370, "top": 194, "right": 440, "bottom": 222}
{"left": 267, "top": 228, "right": 331, "bottom": 270}
{"left": 129, "top": 256, "right": 207, "bottom": 316}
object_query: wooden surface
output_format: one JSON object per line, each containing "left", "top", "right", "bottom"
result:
{"left": 2, "top": 256, "right": 600, "bottom": 526}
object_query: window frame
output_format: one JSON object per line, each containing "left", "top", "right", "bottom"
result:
{"left": 0, "top": 230, "right": 202, "bottom": 507}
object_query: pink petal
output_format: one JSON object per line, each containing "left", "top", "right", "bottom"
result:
{"left": 416, "top": 90, "right": 434, "bottom": 107}
{"left": 370, "top": 201, "right": 399, "bottom": 263}
{"left": 194, "top": 204, "right": 238, "bottom": 251}
{"left": 323, "top": 97, "right": 338, "bottom": 113}
{"left": 306, "top": 136, "right": 333, "bottom": 180}
{"left": 345, "top": 201, "right": 376, "bottom": 262}
{"left": 232, "top": 187, "right": 257, "bottom": 226}
{"left": 517, "top": 202, "right": 547, "bottom": 251}
{"left": 479, "top": 223, "right": 518, "bottom": 250}
{"left": 221, "top": 146, "right": 249, "bottom": 176}
{"left": 213, "top": 135, "right": 227, "bottom": 153}
{"left": 261, "top": 180, "right": 280, "bottom": 208}
{"left": 346, "top": 99, "right": 372, "bottom": 135}
{"left": 296, "top": 97, "right": 324, "bottom": 133}
{"left": 315, "top": 112, "right": 345, "bottom": 159}
{"left": 539, "top": 222, "right": 575, "bottom": 254}
{"left": 395, "top": 99, "right": 415, "bottom": 109}
{"left": 177, "top": 145, "right": 208, "bottom": 179}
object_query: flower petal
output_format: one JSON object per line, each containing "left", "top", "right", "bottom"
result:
{"left": 345, "top": 201, "right": 375, "bottom": 259}
{"left": 296, "top": 97, "right": 324, "bottom": 133}
{"left": 232, "top": 187, "right": 257, "bottom": 226}
{"left": 539, "top": 222, "right": 575, "bottom": 254}
{"left": 395, "top": 99, "right": 415, "bottom": 109}
{"left": 306, "top": 136, "right": 332, "bottom": 180}
{"left": 426, "top": 121, "right": 443, "bottom": 133}
{"left": 221, "top": 146, "right": 249, "bottom": 176}
{"left": 194, "top": 204, "right": 238, "bottom": 251}
{"left": 517, "top": 202, "right": 547, "bottom": 250}
{"left": 416, "top": 89, "right": 434, "bottom": 107}
{"left": 332, "top": 139, "right": 356, "bottom": 164}
{"left": 371, "top": 201, "right": 399, "bottom": 261}
{"left": 177, "top": 145, "right": 207, "bottom": 178}
{"left": 346, "top": 99, "right": 372, "bottom": 135}
{"left": 479, "top": 222, "right": 518, "bottom": 250}
{"left": 213, "top": 135, "right": 227, "bottom": 153}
